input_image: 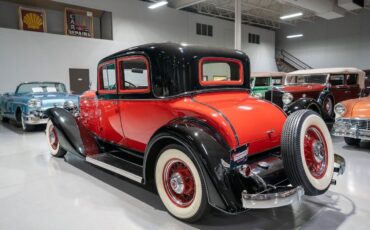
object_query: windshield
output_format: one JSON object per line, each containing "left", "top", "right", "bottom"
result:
{"left": 16, "top": 83, "right": 67, "bottom": 94}
{"left": 287, "top": 75, "right": 327, "bottom": 85}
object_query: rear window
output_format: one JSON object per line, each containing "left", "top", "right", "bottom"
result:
{"left": 200, "top": 58, "right": 243, "bottom": 86}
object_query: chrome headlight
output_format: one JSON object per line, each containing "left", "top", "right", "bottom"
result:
{"left": 253, "top": 93, "right": 263, "bottom": 99}
{"left": 28, "top": 99, "right": 42, "bottom": 108}
{"left": 282, "top": 93, "right": 293, "bottom": 105}
{"left": 63, "top": 100, "right": 76, "bottom": 110}
{"left": 334, "top": 103, "right": 346, "bottom": 117}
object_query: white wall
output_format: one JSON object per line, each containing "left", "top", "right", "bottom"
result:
{"left": 276, "top": 10, "right": 370, "bottom": 69}
{"left": 0, "top": 0, "right": 276, "bottom": 93}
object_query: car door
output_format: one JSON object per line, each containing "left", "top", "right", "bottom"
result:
{"left": 116, "top": 56, "right": 152, "bottom": 152}
{"left": 329, "top": 74, "right": 347, "bottom": 103}
{"left": 346, "top": 74, "right": 361, "bottom": 99}
{"left": 96, "top": 60, "right": 125, "bottom": 144}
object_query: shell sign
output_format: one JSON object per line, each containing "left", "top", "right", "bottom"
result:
{"left": 19, "top": 7, "right": 47, "bottom": 32}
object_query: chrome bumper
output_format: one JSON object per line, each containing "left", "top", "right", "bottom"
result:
{"left": 23, "top": 113, "right": 48, "bottom": 125}
{"left": 332, "top": 118, "right": 370, "bottom": 140}
{"left": 242, "top": 186, "right": 304, "bottom": 209}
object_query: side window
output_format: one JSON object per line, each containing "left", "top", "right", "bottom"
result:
{"left": 347, "top": 74, "right": 358, "bottom": 85}
{"left": 272, "top": 77, "right": 283, "bottom": 86}
{"left": 329, "top": 74, "right": 345, "bottom": 86}
{"left": 100, "top": 63, "right": 116, "bottom": 90}
{"left": 255, "top": 77, "right": 269, "bottom": 87}
{"left": 119, "top": 56, "right": 149, "bottom": 93}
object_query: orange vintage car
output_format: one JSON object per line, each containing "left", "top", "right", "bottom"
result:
{"left": 332, "top": 96, "right": 370, "bottom": 145}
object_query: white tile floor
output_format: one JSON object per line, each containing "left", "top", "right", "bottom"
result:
{"left": 0, "top": 121, "right": 370, "bottom": 230}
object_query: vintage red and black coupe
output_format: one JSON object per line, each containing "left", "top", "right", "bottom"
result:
{"left": 265, "top": 68, "right": 366, "bottom": 121}
{"left": 45, "top": 43, "right": 345, "bottom": 222}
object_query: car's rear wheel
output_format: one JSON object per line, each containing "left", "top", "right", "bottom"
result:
{"left": 282, "top": 110, "right": 334, "bottom": 196}
{"left": 155, "top": 144, "right": 208, "bottom": 222}
{"left": 46, "top": 120, "right": 66, "bottom": 158}
{"left": 344, "top": 137, "right": 361, "bottom": 146}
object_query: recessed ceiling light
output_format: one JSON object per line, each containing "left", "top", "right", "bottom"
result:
{"left": 280, "top": 12, "right": 303, "bottom": 20}
{"left": 148, "top": 1, "right": 168, "bottom": 9}
{"left": 287, "top": 34, "right": 303, "bottom": 39}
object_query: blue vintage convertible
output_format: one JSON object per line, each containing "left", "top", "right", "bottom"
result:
{"left": 0, "top": 82, "right": 79, "bottom": 131}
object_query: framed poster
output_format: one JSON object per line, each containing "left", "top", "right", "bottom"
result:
{"left": 65, "top": 8, "right": 94, "bottom": 38}
{"left": 18, "top": 7, "right": 47, "bottom": 32}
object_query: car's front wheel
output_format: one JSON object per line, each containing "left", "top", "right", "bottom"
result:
{"left": 282, "top": 110, "right": 334, "bottom": 196}
{"left": 21, "top": 115, "right": 34, "bottom": 132}
{"left": 155, "top": 144, "right": 208, "bottom": 222}
{"left": 344, "top": 137, "right": 361, "bottom": 146}
{"left": 46, "top": 120, "right": 66, "bottom": 158}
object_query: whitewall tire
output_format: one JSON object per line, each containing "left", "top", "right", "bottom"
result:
{"left": 155, "top": 144, "right": 208, "bottom": 222}
{"left": 46, "top": 120, "right": 66, "bottom": 158}
{"left": 282, "top": 110, "right": 334, "bottom": 195}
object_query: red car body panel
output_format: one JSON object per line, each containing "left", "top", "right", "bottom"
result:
{"left": 280, "top": 84, "right": 325, "bottom": 100}
{"left": 79, "top": 90, "right": 286, "bottom": 155}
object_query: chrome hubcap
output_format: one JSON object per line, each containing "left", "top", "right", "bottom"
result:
{"left": 170, "top": 172, "right": 185, "bottom": 194}
{"left": 313, "top": 140, "right": 324, "bottom": 162}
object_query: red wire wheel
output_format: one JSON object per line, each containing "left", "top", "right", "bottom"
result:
{"left": 48, "top": 124, "right": 59, "bottom": 150}
{"left": 162, "top": 159, "right": 196, "bottom": 208}
{"left": 46, "top": 120, "right": 66, "bottom": 158}
{"left": 281, "top": 110, "right": 334, "bottom": 196}
{"left": 303, "top": 126, "right": 329, "bottom": 179}
{"left": 155, "top": 144, "right": 208, "bottom": 222}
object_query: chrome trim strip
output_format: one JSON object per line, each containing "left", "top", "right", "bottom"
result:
{"left": 242, "top": 186, "right": 304, "bottom": 209}
{"left": 86, "top": 156, "right": 143, "bottom": 183}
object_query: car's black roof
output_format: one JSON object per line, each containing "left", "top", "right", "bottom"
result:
{"left": 97, "top": 42, "right": 251, "bottom": 98}
{"left": 99, "top": 42, "right": 248, "bottom": 64}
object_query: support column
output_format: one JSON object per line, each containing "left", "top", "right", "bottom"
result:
{"left": 234, "top": 0, "right": 242, "bottom": 50}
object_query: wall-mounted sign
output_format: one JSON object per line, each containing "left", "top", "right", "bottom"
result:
{"left": 64, "top": 8, "right": 94, "bottom": 38}
{"left": 18, "top": 7, "right": 47, "bottom": 32}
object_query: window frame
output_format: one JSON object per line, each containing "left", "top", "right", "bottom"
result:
{"left": 117, "top": 55, "right": 151, "bottom": 94}
{"left": 198, "top": 57, "right": 244, "bottom": 86}
{"left": 97, "top": 60, "right": 117, "bottom": 95}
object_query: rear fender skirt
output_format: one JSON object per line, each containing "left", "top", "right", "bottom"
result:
{"left": 45, "top": 108, "right": 99, "bottom": 157}
{"left": 285, "top": 98, "right": 323, "bottom": 116}
{"left": 144, "top": 118, "right": 244, "bottom": 212}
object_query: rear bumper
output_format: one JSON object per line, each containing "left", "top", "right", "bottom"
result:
{"left": 332, "top": 118, "right": 370, "bottom": 140}
{"left": 242, "top": 186, "right": 304, "bottom": 209}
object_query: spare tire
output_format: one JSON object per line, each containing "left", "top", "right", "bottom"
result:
{"left": 281, "top": 110, "right": 334, "bottom": 196}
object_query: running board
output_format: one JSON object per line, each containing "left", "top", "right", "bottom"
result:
{"left": 86, "top": 153, "right": 143, "bottom": 183}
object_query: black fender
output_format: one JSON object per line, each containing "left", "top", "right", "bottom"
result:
{"left": 46, "top": 108, "right": 99, "bottom": 157}
{"left": 285, "top": 98, "right": 323, "bottom": 116}
{"left": 144, "top": 117, "right": 246, "bottom": 213}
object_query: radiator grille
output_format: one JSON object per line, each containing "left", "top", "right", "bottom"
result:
{"left": 265, "top": 90, "right": 284, "bottom": 108}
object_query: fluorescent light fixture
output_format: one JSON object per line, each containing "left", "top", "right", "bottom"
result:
{"left": 287, "top": 34, "right": 303, "bottom": 39}
{"left": 148, "top": 1, "right": 168, "bottom": 9}
{"left": 280, "top": 12, "right": 303, "bottom": 20}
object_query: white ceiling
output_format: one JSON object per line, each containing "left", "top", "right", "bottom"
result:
{"left": 156, "top": 0, "right": 370, "bottom": 30}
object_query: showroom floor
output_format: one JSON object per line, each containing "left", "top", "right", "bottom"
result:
{"left": 0, "top": 122, "right": 369, "bottom": 230}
